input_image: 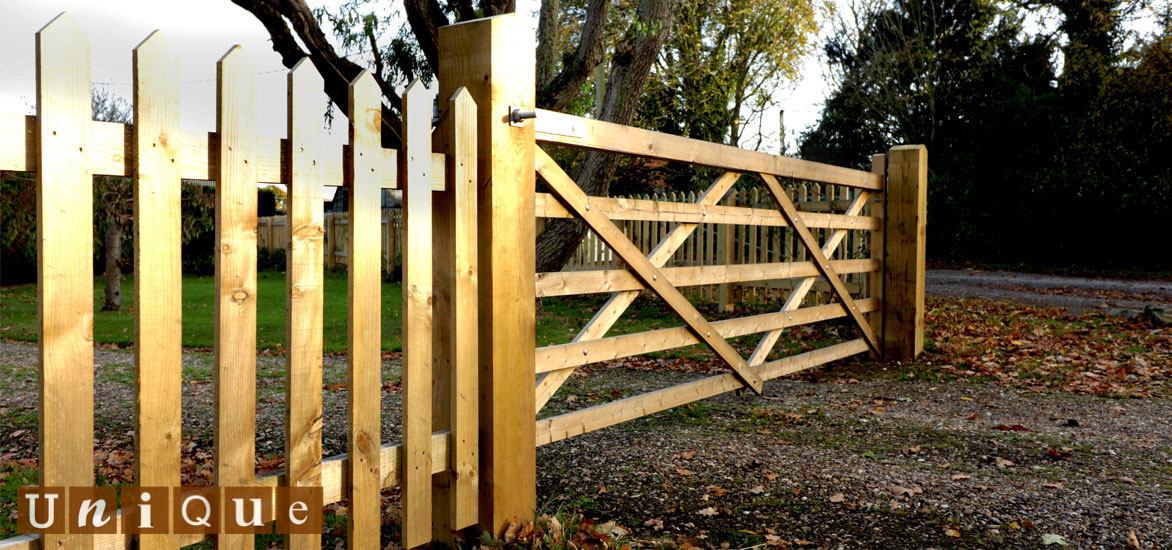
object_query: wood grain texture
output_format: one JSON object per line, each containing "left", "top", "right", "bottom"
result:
{"left": 537, "top": 149, "right": 764, "bottom": 394}
{"left": 883, "top": 145, "right": 928, "bottom": 360}
{"left": 346, "top": 70, "right": 382, "bottom": 550}
{"left": 285, "top": 59, "right": 326, "bottom": 550}
{"left": 214, "top": 45, "right": 258, "bottom": 550}
{"left": 438, "top": 14, "right": 537, "bottom": 534}
{"left": 401, "top": 79, "right": 434, "bottom": 549}
{"left": 131, "top": 31, "right": 182, "bottom": 550}
{"left": 534, "top": 108, "right": 881, "bottom": 190}
{"left": 35, "top": 13, "right": 95, "bottom": 550}
{"left": 534, "top": 171, "right": 739, "bottom": 410}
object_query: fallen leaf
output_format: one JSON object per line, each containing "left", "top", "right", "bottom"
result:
{"left": 829, "top": 493, "right": 845, "bottom": 503}
{"left": 764, "top": 473, "right": 779, "bottom": 481}
{"left": 994, "top": 424, "right": 1029, "bottom": 432}
{"left": 1042, "top": 482, "right": 1064, "bottom": 489}
{"left": 890, "top": 485, "right": 922, "bottom": 498}
{"left": 968, "top": 413, "right": 980, "bottom": 421}
{"left": 904, "top": 445, "right": 922, "bottom": 455}
{"left": 994, "top": 457, "right": 1015, "bottom": 469}
{"left": 696, "top": 507, "right": 718, "bottom": 517}
{"left": 1041, "top": 534, "right": 1068, "bottom": 546}
{"left": 643, "top": 518, "right": 663, "bottom": 531}
{"left": 1047, "top": 447, "right": 1073, "bottom": 460}
{"left": 748, "top": 485, "right": 765, "bottom": 494}
{"left": 708, "top": 485, "right": 728, "bottom": 497}
{"left": 944, "top": 528, "right": 961, "bottom": 538}
{"left": 950, "top": 474, "right": 972, "bottom": 481}
{"left": 676, "top": 468, "right": 694, "bottom": 476}
{"left": 680, "top": 452, "right": 694, "bottom": 460}
{"left": 1127, "top": 529, "right": 1140, "bottom": 548}
{"left": 598, "top": 485, "right": 607, "bottom": 494}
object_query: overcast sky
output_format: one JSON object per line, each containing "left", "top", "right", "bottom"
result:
{"left": 1, "top": 1, "right": 1161, "bottom": 153}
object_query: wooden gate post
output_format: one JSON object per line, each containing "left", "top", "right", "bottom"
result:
{"left": 882, "top": 145, "right": 927, "bottom": 360}
{"left": 438, "top": 14, "right": 537, "bottom": 536}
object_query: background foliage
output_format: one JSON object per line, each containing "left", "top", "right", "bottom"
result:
{"left": 800, "top": 0, "right": 1172, "bottom": 269}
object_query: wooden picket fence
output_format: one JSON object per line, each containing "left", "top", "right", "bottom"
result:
{"left": 0, "top": 11, "right": 927, "bottom": 550}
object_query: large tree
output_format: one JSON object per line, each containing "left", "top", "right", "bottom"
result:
{"left": 230, "top": 0, "right": 676, "bottom": 272}
{"left": 92, "top": 88, "right": 133, "bottom": 311}
{"left": 802, "top": 0, "right": 1171, "bottom": 268}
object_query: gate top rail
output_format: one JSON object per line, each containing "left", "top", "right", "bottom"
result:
{"left": 533, "top": 108, "right": 883, "bottom": 191}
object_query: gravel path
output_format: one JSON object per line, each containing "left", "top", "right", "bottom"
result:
{"left": 2, "top": 340, "right": 1169, "bottom": 548}
{"left": 927, "top": 269, "right": 1172, "bottom": 313}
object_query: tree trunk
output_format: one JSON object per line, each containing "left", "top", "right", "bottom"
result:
{"left": 103, "top": 219, "right": 122, "bottom": 311}
{"left": 535, "top": 0, "right": 675, "bottom": 273}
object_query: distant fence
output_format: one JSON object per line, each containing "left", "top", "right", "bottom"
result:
{"left": 258, "top": 208, "right": 402, "bottom": 273}
{"left": 266, "top": 186, "right": 864, "bottom": 306}
{"left": 536, "top": 185, "right": 866, "bottom": 306}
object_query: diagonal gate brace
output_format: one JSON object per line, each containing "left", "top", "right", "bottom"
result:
{"left": 536, "top": 148, "right": 764, "bottom": 394}
{"left": 759, "top": 173, "right": 880, "bottom": 354}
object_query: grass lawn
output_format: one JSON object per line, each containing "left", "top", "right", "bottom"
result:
{"left": 1, "top": 271, "right": 781, "bottom": 355}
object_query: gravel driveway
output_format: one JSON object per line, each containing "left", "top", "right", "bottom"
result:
{"left": 927, "top": 269, "right": 1172, "bottom": 313}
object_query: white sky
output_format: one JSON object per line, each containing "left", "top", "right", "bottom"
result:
{"left": 1, "top": 1, "right": 1162, "bottom": 154}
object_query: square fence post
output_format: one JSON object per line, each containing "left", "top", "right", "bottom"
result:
{"left": 883, "top": 145, "right": 928, "bottom": 360}
{"left": 438, "top": 14, "right": 538, "bottom": 536}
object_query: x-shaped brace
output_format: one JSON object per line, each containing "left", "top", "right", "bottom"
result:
{"left": 536, "top": 148, "right": 764, "bottom": 394}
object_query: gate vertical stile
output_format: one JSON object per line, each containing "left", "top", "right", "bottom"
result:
{"left": 438, "top": 14, "right": 538, "bottom": 536}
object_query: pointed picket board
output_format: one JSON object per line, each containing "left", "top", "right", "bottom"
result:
{"left": 347, "top": 70, "right": 383, "bottom": 550}
{"left": 36, "top": 13, "right": 95, "bottom": 549}
{"left": 214, "top": 45, "right": 259, "bottom": 550}
{"left": 132, "top": 30, "right": 183, "bottom": 550}
{"left": 285, "top": 58, "right": 326, "bottom": 550}
{"left": 401, "top": 78, "right": 434, "bottom": 549}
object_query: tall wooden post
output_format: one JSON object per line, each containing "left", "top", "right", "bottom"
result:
{"left": 883, "top": 145, "right": 927, "bottom": 360}
{"left": 438, "top": 14, "right": 537, "bottom": 536}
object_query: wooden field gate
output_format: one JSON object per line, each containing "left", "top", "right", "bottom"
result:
{"left": 0, "top": 12, "right": 926, "bottom": 550}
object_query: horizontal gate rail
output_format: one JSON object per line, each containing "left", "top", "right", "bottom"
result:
{"left": 534, "top": 108, "right": 882, "bottom": 190}
{"left": 535, "top": 340, "right": 870, "bottom": 446}
{"left": 536, "top": 298, "right": 880, "bottom": 373}
{"left": 536, "top": 258, "right": 877, "bottom": 297}
{"left": 535, "top": 192, "right": 880, "bottom": 229}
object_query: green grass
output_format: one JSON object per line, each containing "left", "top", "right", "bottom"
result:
{"left": 1, "top": 272, "right": 725, "bottom": 355}
{"left": 0, "top": 272, "right": 405, "bottom": 353}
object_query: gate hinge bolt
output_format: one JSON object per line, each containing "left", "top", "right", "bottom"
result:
{"left": 509, "top": 107, "right": 536, "bottom": 126}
